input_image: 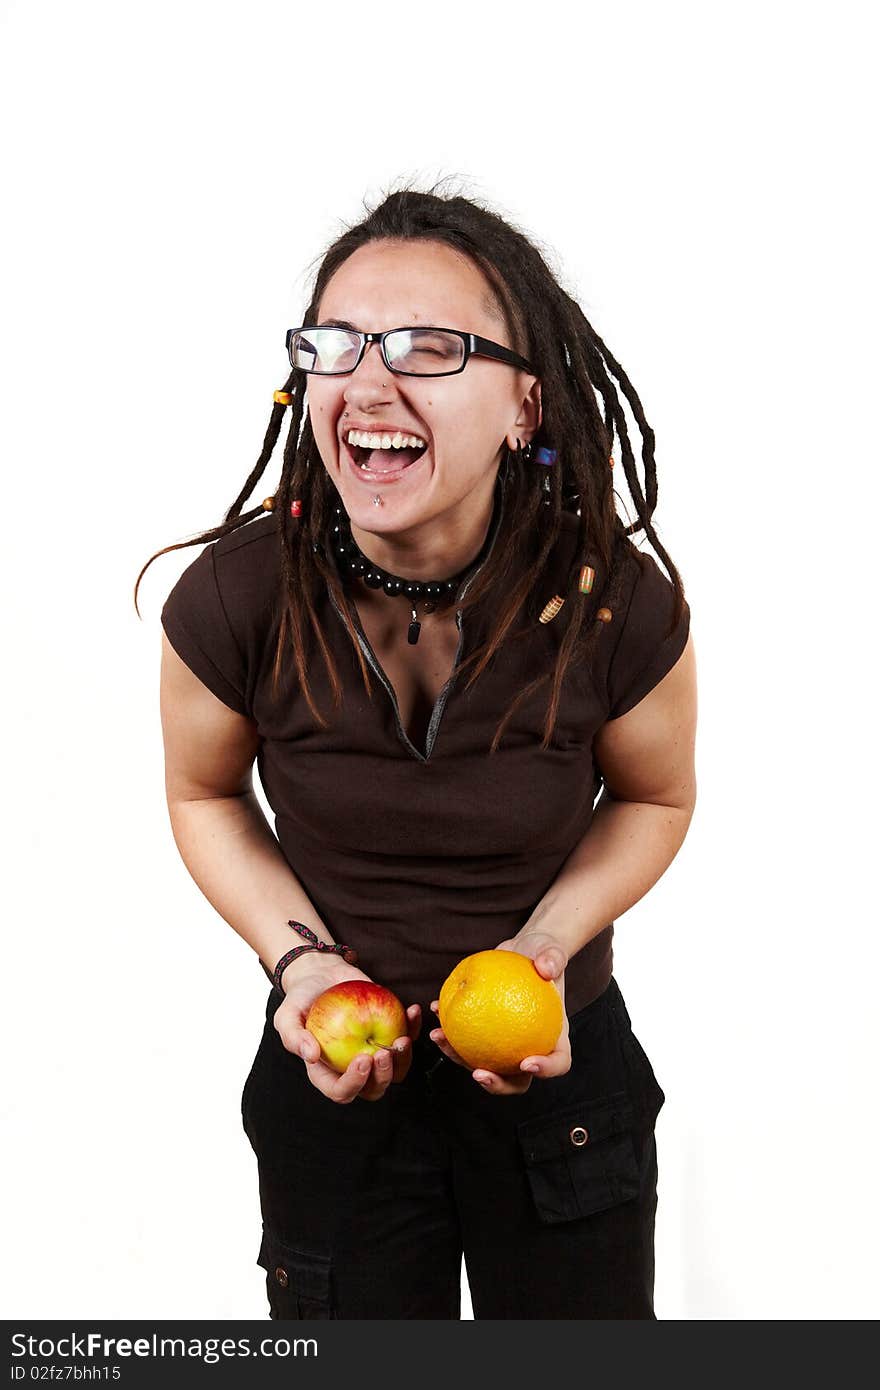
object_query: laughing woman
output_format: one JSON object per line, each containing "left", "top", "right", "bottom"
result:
{"left": 137, "top": 184, "right": 697, "bottom": 1320}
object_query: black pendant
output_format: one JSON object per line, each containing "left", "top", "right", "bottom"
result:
{"left": 328, "top": 506, "right": 478, "bottom": 644}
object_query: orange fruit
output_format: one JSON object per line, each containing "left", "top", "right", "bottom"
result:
{"left": 437, "top": 949, "right": 564, "bottom": 1075}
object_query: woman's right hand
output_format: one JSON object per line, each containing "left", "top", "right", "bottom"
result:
{"left": 272, "top": 955, "right": 422, "bottom": 1104}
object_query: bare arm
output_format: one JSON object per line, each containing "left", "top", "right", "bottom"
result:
{"left": 160, "top": 629, "right": 338, "bottom": 990}
{"left": 160, "top": 632, "right": 420, "bottom": 1101}
{"left": 166, "top": 789, "right": 342, "bottom": 992}
{"left": 521, "top": 630, "right": 698, "bottom": 959}
{"left": 429, "top": 631, "right": 698, "bottom": 1096}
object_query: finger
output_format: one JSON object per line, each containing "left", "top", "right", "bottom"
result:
{"left": 324, "top": 1052, "right": 376, "bottom": 1104}
{"left": 299, "top": 1048, "right": 371, "bottom": 1103}
{"left": 273, "top": 1011, "right": 313, "bottom": 1058}
{"left": 519, "top": 1044, "right": 572, "bottom": 1079}
{"left": 371, "top": 1046, "right": 395, "bottom": 1090}
{"left": 428, "top": 1023, "right": 450, "bottom": 1054}
{"left": 473, "top": 1068, "right": 532, "bottom": 1095}
{"left": 297, "top": 1031, "right": 323, "bottom": 1065}
{"left": 406, "top": 1004, "right": 422, "bottom": 1041}
{"left": 532, "top": 947, "right": 566, "bottom": 981}
{"left": 361, "top": 1041, "right": 412, "bottom": 1100}
{"left": 389, "top": 1035, "right": 412, "bottom": 1084}
{"left": 428, "top": 1025, "right": 470, "bottom": 1069}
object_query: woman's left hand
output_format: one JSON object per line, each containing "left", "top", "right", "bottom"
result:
{"left": 429, "top": 930, "right": 572, "bottom": 1096}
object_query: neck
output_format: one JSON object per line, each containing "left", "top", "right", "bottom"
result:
{"left": 347, "top": 477, "right": 500, "bottom": 584}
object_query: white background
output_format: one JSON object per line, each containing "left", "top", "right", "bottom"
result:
{"left": 2, "top": 0, "right": 877, "bottom": 1321}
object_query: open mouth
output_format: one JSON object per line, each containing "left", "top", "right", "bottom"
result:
{"left": 343, "top": 436, "right": 430, "bottom": 482}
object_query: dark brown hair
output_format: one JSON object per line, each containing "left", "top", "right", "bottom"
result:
{"left": 135, "top": 177, "right": 686, "bottom": 752}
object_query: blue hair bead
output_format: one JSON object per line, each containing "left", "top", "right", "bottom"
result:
{"left": 534, "top": 447, "right": 558, "bottom": 466}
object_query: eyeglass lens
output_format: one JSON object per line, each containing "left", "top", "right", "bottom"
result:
{"left": 291, "top": 327, "right": 465, "bottom": 375}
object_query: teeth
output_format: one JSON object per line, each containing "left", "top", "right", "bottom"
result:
{"left": 346, "top": 429, "right": 427, "bottom": 450}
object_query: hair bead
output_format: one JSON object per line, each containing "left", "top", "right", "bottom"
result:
{"left": 578, "top": 565, "right": 595, "bottom": 594}
{"left": 539, "top": 595, "right": 565, "bottom": 624}
{"left": 534, "top": 447, "right": 557, "bottom": 466}
{"left": 133, "top": 188, "right": 679, "bottom": 748}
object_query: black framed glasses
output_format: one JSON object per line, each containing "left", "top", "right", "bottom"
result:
{"left": 285, "top": 325, "right": 536, "bottom": 378}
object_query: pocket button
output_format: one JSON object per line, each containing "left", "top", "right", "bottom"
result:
{"left": 274, "top": 1266, "right": 289, "bottom": 1288}
{"left": 569, "top": 1125, "right": 589, "bottom": 1147}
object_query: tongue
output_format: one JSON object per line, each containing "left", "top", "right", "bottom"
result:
{"left": 363, "top": 447, "right": 423, "bottom": 472}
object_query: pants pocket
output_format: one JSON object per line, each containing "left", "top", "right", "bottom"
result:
{"left": 515, "top": 1090, "right": 640, "bottom": 1225}
{"left": 257, "top": 1224, "right": 335, "bottom": 1320}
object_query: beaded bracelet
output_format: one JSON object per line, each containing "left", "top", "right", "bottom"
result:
{"left": 268, "top": 921, "right": 358, "bottom": 994}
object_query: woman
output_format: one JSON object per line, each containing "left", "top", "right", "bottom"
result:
{"left": 138, "top": 185, "right": 697, "bottom": 1319}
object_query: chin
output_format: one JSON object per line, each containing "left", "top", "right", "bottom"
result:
{"left": 336, "top": 437, "right": 433, "bottom": 512}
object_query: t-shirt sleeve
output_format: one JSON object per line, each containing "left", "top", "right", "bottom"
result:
{"left": 605, "top": 549, "right": 691, "bottom": 720}
{"left": 161, "top": 543, "right": 250, "bottom": 717}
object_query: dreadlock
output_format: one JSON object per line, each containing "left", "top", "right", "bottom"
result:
{"left": 134, "top": 177, "right": 686, "bottom": 754}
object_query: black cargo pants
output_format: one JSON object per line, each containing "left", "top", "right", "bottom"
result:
{"left": 241, "top": 974, "right": 666, "bottom": 1319}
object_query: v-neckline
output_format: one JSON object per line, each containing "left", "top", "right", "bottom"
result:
{"left": 326, "top": 483, "right": 507, "bottom": 763}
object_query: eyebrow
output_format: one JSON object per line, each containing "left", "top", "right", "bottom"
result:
{"left": 316, "top": 319, "right": 449, "bottom": 332}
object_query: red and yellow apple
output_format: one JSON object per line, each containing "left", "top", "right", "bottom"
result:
{"left": 304, "top": 980, "right": 408, "bottom": 1074}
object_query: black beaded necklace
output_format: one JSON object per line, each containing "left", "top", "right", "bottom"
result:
{"left": 327, "top": 502, "right": 477, "bottom": 645}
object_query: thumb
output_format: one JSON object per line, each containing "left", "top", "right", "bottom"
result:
{"left": 533, "top": 945, "right": 566, "bottom": 980}
{"left": 297, "top": 1030, "right": 320, "bottom": 1063}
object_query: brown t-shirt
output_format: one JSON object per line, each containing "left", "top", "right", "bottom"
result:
{"left": 161, "top": 485, "right": 690, "bottom": 1021}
